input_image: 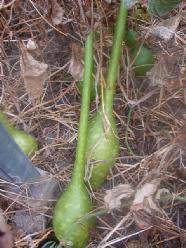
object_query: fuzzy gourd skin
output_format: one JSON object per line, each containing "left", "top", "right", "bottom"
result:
{"left": 0, "top": 112, "right": 38, "bottom": 156}
{"left": 53, "top": 181, "right": 92, "bottom": 247}
{"left": 85, "top": 1, "right": 127, "bottom": 190}
{"left": 53, "top": 32, "right": 94, "bottom": 247}
{"left": 9, "top": 129, "right": 38, "bottom": 156}
{"left": 86, "top": 111, "right": 119, "bottom": 190}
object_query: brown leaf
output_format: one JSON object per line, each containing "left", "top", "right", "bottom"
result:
{"left": 132, "top": 180, "right": 160, "bottom": 206}
{"left": 68, "top": 43, "right": 84, "bottom": 81}
{"left": 104, "top": 184, "right": 135, "bottom": 209}
{"left": 20, "top": 43, "right": 48, "bottom": 101}
{"left": 0, "top": 209, "right": 13, "bottom": 248}
{"left": 151, "top": 15, "right": 181, "bottom": 42}
{"left": 26, "top": 39, "right": 38, "bottom": 51}
{"left": 149, "top": 53, "right": 182, "bottom": 90}
{"left": 131, "top": 179, "right": 162, "bottom": 229}
{"left": 50, "top": 0, "right": 64, "bottom": 26}
{"left": 149, "top": 55, "right": 169, "bottom": 87}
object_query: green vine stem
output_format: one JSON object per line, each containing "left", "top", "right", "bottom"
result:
{"left": 72, "top": 31, "right": 94, "bottom": 184}
{"left": 103, "top": 1, "right": 127, "bottom": 116}
{"left": 160, "top": 194, "right": 186, "bottom": 203}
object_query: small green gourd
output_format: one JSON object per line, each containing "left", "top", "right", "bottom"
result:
{"left": 125, "top": 29, "right": 138, "bottom": 48}
{"left": 126, "top": 29, "right": 154, "bottom": 76}
{"left": 130, "top": 46, "right": 154, "bottom": 76}
{"left": 0, "top": 112, "right": 38, "bottom": 156}
{"left": 53, "top": 32, "right": 94, "bottom": 248}
{"left": 85, "top": 1, "right": 127, "bottom": 191}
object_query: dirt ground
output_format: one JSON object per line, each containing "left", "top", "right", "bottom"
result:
{"left": 0, "top": 1, "right": 185, "bottom": 248}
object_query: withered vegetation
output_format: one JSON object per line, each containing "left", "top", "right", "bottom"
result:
{"left": 0, "top": 1, "right": 185, "bottom": 247}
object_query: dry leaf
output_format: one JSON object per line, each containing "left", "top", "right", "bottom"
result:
{"left": 68, "top": 43, "right": 84, "bottom": 81}
{"left": 0, "top": 209, "right": 8, "bottom": 233}
{"left": 149, "top": 55, "right": 168, "bottom": 87}
{"left": 26, "top": 39, "right": 38, "bottom": 51}
{"left": 0, "top": 209, "right": 13, "bottom": 248}
{"left": 50, "top": 0, "right": 64, "bottom": 25}
{"left": 149, "top": 53, "right": 182, "bottom": 90}
{"left": 131, "top": 179, "right": 162, "bottom": 229}
{"left": 104, "top": 184, "right": 135, "bottom": 209}
{"left": 132, "top": 180, "right": 160, "bottom": 206}
{"left": 20, "top": 43, "right": 48, "bottom": 100}
{"left": 151, "top": 15, "right": 181, "bottom": 42}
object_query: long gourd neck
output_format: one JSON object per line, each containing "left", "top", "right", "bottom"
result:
{"left": 102, "top": 1, "right": 127, "bottom": 116}
{"left": 71, "top": 32, "right": 93, "bottom": 184}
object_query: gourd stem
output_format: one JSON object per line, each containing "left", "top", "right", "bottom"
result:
{"left": 72, "top": 32, "right": 93, "bottom": 184}
{"left": 103, "top": 1, "right": 127, "bottom": 116}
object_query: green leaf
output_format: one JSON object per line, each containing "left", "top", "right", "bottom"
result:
{"left": 148, "top": 0, "right": 181, "bottom": 17}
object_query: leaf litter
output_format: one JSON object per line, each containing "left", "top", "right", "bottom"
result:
{"left": 150, "top": 15, "right": 181, "bottom": 42}
{"left": 68, "top": 43, "right": 84, "bottom": 81}
{"left": 0, "top": 209, "right": 13, "bottom": 248}
{"left": 0, "top": 0, "right": 185, "bottom": 247}
{"left": 50, "top": 0, "right": 64, "bottom": 26}
{"left": 104, "top": 184, "right": 135, "bottom": 209}
{"left": 20, "top": 42, "right": 48, "bottom": 101}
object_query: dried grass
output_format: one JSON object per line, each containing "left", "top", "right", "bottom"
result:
{"left": 0, "top": 0, "right": 185, "bottom": 247}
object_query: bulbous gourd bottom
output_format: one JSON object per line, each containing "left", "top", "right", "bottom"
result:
{"left": 86, "top": 111, "right": 119, "bottom": 190}
{"left": 53, "top": 183, "right": 93, "bottom": 248}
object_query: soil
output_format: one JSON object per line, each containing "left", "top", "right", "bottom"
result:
{"left": 0, "top": 1, "right": 185, "bottom": 248}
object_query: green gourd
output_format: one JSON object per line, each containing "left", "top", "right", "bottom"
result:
{"left": 85, "top": 1, "right": 127, "bottom": 191}
{"left": 53, "top": 32, "right": 94, "bottom": 248}
{"left": 130, "top": 46, "right": 154, "bottom": 76}
{"left": 0, "top": 112, "right": 38, "bottom": 156}
{"left": 126, "top": 29, "right": 138, "bottom": 48}
{"left": 126, "top": 29, "right": 154, "bottom": 76}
